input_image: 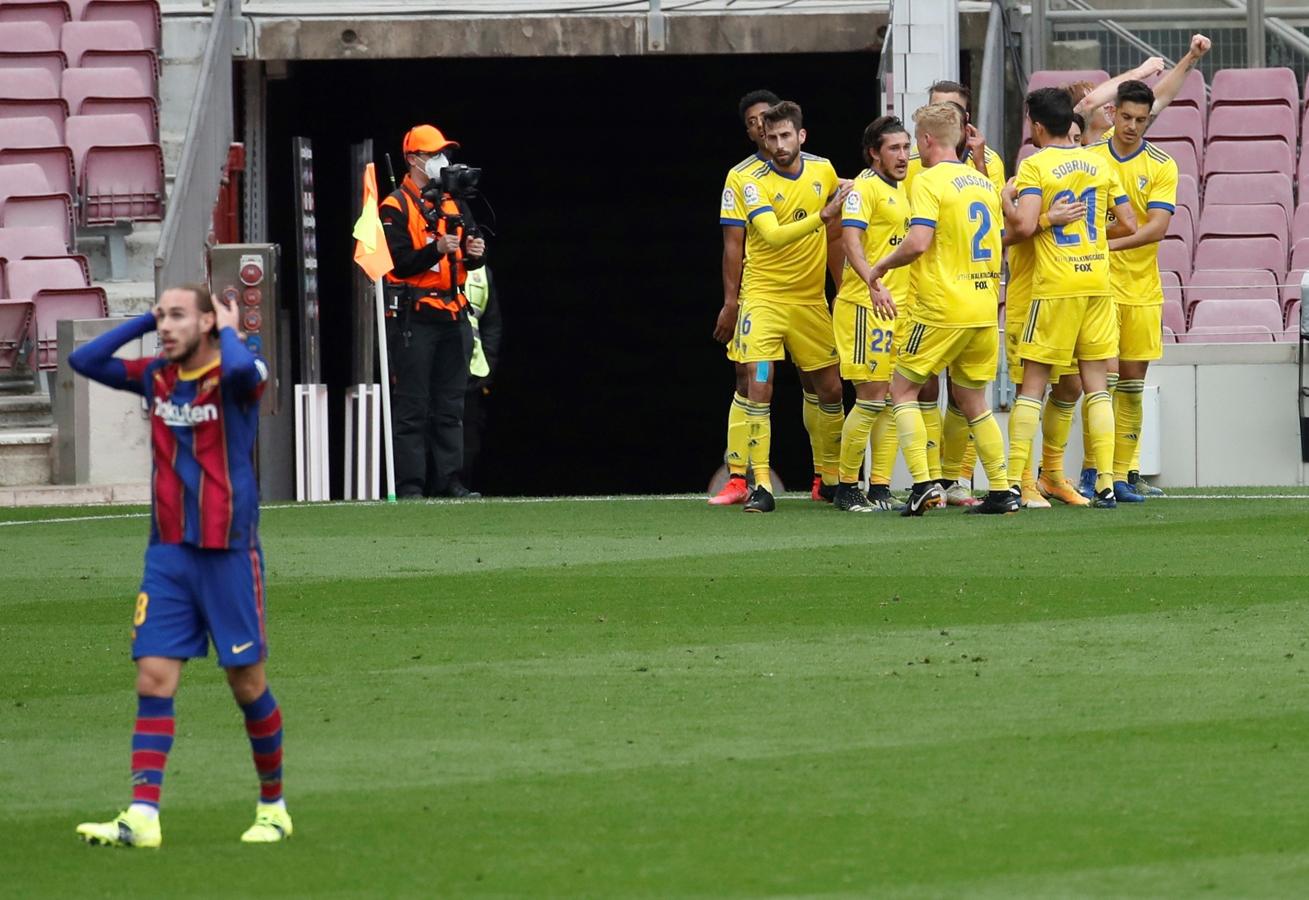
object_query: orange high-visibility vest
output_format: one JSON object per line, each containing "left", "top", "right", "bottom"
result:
{"left": 380, "top": 175, "right": 468, "bottom": 316}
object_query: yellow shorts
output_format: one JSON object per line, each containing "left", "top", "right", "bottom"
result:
{"left": 734, "top": 300, "right": 839, "bottom": 372}
{"left": 895, "top": 321, "right": 998, "bottom": 390}
{"left": 1116, "top": 303, "right": 1163, "bottom": 362}
{"left": 1019, "top": 295, "right": 1118, "bottom": 367}
{"left": 833, "top": 299, "right": 896, "bottom": 383}
{"left": 1005, "top": 307, "right": 1078, "bottom": 385}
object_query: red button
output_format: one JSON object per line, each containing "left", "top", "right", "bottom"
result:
{"left": 244, "top": 288, "right": 261, "bottom": 306}
{"left": 243, "top": 310, "right": 262, "bottom": 331}
{"left": 239, "top": 263, "right": 263, "bottom": 286}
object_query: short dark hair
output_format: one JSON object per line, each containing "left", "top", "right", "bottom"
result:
{"left": 1071, "top": 112, "right": 1087, "bottom": 134}
{"left": 738, "top": 89, "right": 781, "bottom": 123}
{"left": 861, "top": 115, "right": 909, "bottom": 164}
{"left": 1026, "top": 87, "right": 1074, "bottom": 138}
{"left": 763, "top": 100, "right": 803, "bottom": 131}
{"left": 928, "top": 79, "right": 972, "bottom": 114}
{"left": 1116, "top": 79, "right": 1155, "bottom": 110}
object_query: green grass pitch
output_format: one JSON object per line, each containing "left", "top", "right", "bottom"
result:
{"left": 3, "top": 495, "right": 1309, "bottom": 897}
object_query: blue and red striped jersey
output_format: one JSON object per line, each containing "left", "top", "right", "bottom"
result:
{"left": 69, "top": 313, "right": 268, "bottom": 549}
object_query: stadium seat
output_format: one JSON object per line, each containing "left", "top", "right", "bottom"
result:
{"left": 1175, "top": 173, "right": 1199, "bottom": 221}
{"left": 60, "top": 20, "right": 156, "bottom": 85}
{"left": 1294, "top": 205, "right": 1309, "bottom": 244}
{"left": 1284, "top": 271, "right": 1307, "bottom": 312}
{"left": 0, "top": 223, "right": 68, "bottom": 264}
{"left": 1148, "top": 138, "right": 1199, "bottom": 183}
{"left": 1163, "top": 296, "right": 1186, "bottom": 335}
{"left": 0, "top": 20, "right": 65, "bottom": 80}
{"left": 1180, "top": 324, "right": 1275, "bottom": 343}
{"left": 0, "top": 116, "right": 73, "bottom": 197}
{"left": 0, "top": 162, "right": 73, "bottom": 247}
{"left": 1158, "top": 238, "right": 1192, "bottom": 282}
{"left": 65, "top": 112, "right": 163, "bottom": 222}
{"left": 1293, "top": 238, "right": 1309, "bottom": 272}
{"left": 1143, "top": 67, "right": 1207, "bottom": 115}
{"left": 1210, "top": 67, "right": 1299, "bottom": 111}
{"left": 1165, "top": 205, "right": 1193, "bottom": 251}
{"left": 0, "top": 297, "right": 34, "bottom": 371}
{"left": 61, "top": 65, "right": 155, "bottom": 133}
{"left": 1287, "top": 299, "right": 1301, "bottom": 330}
{"left": 1196, "top": 205, "right": 1287, "bottom": 259}
{"left": 1204, "top": 173, "right": 1294, "bottom": 225}
{"left": 1184, "top": 268, "right": 1279, "bottom": 316}
{"left": 1162, "top": 323, "right": 1177, "bottom": 343}
{"left": 82, "top": 1, "right": 159, "bottom": 48}
{"left": 0, "top": 1, "right": 71, "bottom": 35}
{"left": 1148, "top": 106, "right": 1205, "bottom": 156}
{"left": 1206, "top": 105, "right": 1298, "bottom": 147}
{"left": 0, "top": 66, "right": 67, "bottom": 139}
{"left": 1190, "top": 295, "right": 1283, "bottom": 331}
{"left": 32, "top": 283, "right": 105, "bottom": 369}
{"left": 4, "top": 256, "right": 88, "bottom": 300}
{"left": 1203, "top": 140, "right": 1294, "bottom": 180}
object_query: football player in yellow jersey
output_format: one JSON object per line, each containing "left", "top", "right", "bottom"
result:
{"left": 865, "top": 103, "right": 1013, "bottom": 517}
{"left": 1002, "top": 87, "right": 1137, "bottom": 509}
{"left": 833, "top": 115, "right": 912, "bottom": 513}
{"left": 903, "top": 81, "right": 1004, "bottom": 508}
{"left": 734, "top": 100, "right": 852, "bottom": 513}
{"left": 710, "top": 89, "right": 780, "bottom": 506}
{"left": 1088, "top": 80, "right": 1178, "bottom": 503}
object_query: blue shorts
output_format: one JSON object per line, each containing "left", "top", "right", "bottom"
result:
{"left": 132, "top": 543, "right": 268, "bottom": 667}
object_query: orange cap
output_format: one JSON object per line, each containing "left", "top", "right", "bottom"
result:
{"left": 403, "top": 125, "right": 460, "bottom": 155}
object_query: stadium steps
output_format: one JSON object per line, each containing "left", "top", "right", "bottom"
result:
{"left": 0, "top": 427, "right": 53, "bottom": 487}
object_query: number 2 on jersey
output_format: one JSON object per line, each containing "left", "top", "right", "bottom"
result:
{"left": 968, "top": 202, "right": 993, "bottom": 262}
{"left": 1050, "top": 188, "right": 1099, "bottom": 246}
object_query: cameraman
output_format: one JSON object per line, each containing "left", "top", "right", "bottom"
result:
{"left": 379, "top": 124, "right": 486, "bottom": 499}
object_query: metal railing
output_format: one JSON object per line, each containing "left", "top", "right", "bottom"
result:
{"left": 153, "top": 0, "right": 236, "bottom": 297}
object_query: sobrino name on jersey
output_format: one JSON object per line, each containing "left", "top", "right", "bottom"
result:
{"left": 153, "top": 396, "right": 219, "bottom": 427}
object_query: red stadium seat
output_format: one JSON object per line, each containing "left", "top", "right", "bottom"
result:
{"left": 65, "top": 112, "right": 163, "bottom": 222}
{"left": 0, "top": 162, "right": 74, "bottom": 247}
{"left": 1180, "top": 324, "right": 1275, "bottom": 343}
{"left": 1285, "top": 271, "right": 1307, "bottom": 312}
{"left": 0, "top": 297, "right": 34, "bottom": 371}
{"left": 0, "top": 20, "right": 65, "bottom": 80}
{"left": 1162, "top": 324, "right": 1177, "bottom": 343}
{"left": 1293, "top": 238, "right": 1309, "bottom": 273}
{"left": 1142, "top": 68, "right": 1207, "bottom": 115}
{"left": 32, "top": 284, "right": 104, "bottom": 369}
{"left": 60, "top": 20, "right": 155, "bottom": 84}
{"left": 0, "top": 1, "right": 71, "bottom": 35}
{"left": 1203, "top": 140, "right": 1293, "bottom": 180}
{"left": 0, "top": 223, "right": 68, "bottom": 264}
{"left": 1158, "top": 238, "right": 1191, "bottom": 282}
{"left": 1148, "top": 106, "right": 1205, "bottom": 156}
{"left": 1175, "top": 173, "right": 1198, "bottom": 221}
{"left": 1184, "top": 268, "right": 1279, "bottom": 316}
{"left": 1165, "top": 205, "right": 1193, "bottom": 251}
{"left": 1162, "top": 297, "right": 1186, "bottom": 336}
{"left": 1210, "top": 67, "right": 1299, "bottom": 110}
{"left": 0, "top": 66, "right": 68, "bottom": 139}
{"left": 83, "top": 0, "right": 159, "bottom": 50}
{"left": 5, "top": 256, "right": 88, "bottom": 297}
{"left": 1147, "top": 138, "right": 1199, "bottom": 183}
{"left": 1196, "top": 204, "right": 1287, "bottom": 259}
{"left": 1190, "top": 296, "right": 1284, "bottom": 331}
{"left": 1206, "top": 105, "right": 1298, "bottom": 147}
{"left": 61, "top": 66, "right": 155, "bottom": 134}
{"left": 1204, "top": 173, "right": 1293, "bottom": 225}
{"left": 1287, "top": 299, "right": 1301, "bottom": 329}
{"left": 0, "top": 116, "right": 73, "bottom": 198}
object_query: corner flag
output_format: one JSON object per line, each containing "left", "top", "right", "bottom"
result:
{"left": 352, "top": 163, "right": 393, "bottom": 281}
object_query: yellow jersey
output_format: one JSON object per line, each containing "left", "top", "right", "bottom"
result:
{"left": 739, "top": 153, "right": 840, "bottom": 305}
{"left": 907, "top": 160, "right": 1003, "bottom": 328}
{"left": 718, "top": 151, "right": 767, "bottom": 228}
{"left": 1015, "top": 145, "right": 1128, "bottom": 300}
{"left": 905, "top": 146, "right": 1005, "bottom": 196}
{"left": 1089, "top": 138, "right": 1178, "bottom": 307}
{"left": 835, "top": 167, "right": 911, "bottom": 309}
{"left": 1005, "top": 235, "right": 1035, "bottom": 314}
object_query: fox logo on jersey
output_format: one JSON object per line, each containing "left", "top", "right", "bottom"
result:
{"left": 153, "top": 397, "right": 219, "bottom": 427}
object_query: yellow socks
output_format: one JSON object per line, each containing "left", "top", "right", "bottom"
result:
{"left": 919, "top": 401, "right": 943, "bottom": 480}
{"left": 893, "top": 402, "right": 931, "bottom": 483}
{"left": 726, "top": 392, "right": 749, "bottom": 477}
{"left": 941, "top": 404, "right": 969, "bottom": 482}
{"left": 802, "top": 391, "right": 821, "bottom": 478}
{"left": 968, "top": 410, "right": 1007, "bottom": 486}
{"left": 839, "top": 399, "right": 882, "bottom": 483}
{"left": 1042, "top": 396, "right": 1077, "bottom": 483}
{"left": 1006, "top": 395, "right": 1043, "bottom": 488}
{"left": 818, "top": 401, "right": 844, "bottom": 486}
{"left": 746, "top": 400, "right": 772, "bottom": 493}
{"left": 1082, "top": 372, "right": 1117, "bottom": 471}
{"left": 1084, "top": 390, "right": 1115, "bottom": 492}
{"left": 1113, "top": 379, "right": 1145, "bottom": 482}
{"left": 869, "top": 401, "right": 897, "bottom": 486}
{"left": 958, "top": 441, "right": 977, "bottom": 485}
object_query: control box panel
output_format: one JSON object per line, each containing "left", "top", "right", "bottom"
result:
{"left": 209, "top": 243, "right": 280, "bottom": 415}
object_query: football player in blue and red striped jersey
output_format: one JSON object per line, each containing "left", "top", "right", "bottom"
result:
{"left": 69, "top": 284, "right": 291, "bottom": 848}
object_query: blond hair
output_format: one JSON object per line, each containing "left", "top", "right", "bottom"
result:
{"left": 912, "top": 102, "right": 963, "bottom": 150}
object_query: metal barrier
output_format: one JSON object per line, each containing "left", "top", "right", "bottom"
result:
{"left": 153, "top": 0, "right": 236, "bottom": 296}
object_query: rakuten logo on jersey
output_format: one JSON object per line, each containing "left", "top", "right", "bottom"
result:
{"left": 153, "top": 396, "right": 218, "bottom": 426}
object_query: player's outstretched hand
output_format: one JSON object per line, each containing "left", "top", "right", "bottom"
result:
{"left": 1047, "top": 196, "right": 1088, "bottom": 227}
{"left": 213, "top": 292, "right": 241, "bottom": 333}
{"left": 1134, "top": 57, "right": 1166, "bottom": 80}
{"left": 868, "top": 275, "right": 896, "bottom": 321}
{"left": 1190, "top": 34, "right": 1211, "bottom": 58}
{"left": 821, "top": 181, "right": 855, "bottom": 224}
{"left": 713, "top": 302, "right": 738, "bottom": 344}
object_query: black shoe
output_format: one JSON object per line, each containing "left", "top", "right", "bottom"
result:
{"left": 900, "top": 481, "right": 944, "bottom": 517}
{"left": 1092, "top": 486, "right": 1117, "bottom": 509}
{"left": 743, "top": 485, "right": 776, "bottom": 513}
{"left": 866, "top": 484, "right": 906, "bottom": 512}
{"left": 967, "top": 488, "right": 1020, "bottom": 515}
{"left": 442, "top": 481, "right": 482, "bottom": 499}
{"left": 817, "top": 481, "right": 837, "bottom": 503}
{"left": 833, "top": 483, "right": 877, "bottom": 512}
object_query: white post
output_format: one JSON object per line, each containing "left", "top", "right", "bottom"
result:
{"left": 374, "top": 278, "right": 397, "bottom": 502}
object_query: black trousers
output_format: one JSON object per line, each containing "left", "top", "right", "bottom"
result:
{"left": 387, "top": 309, "right": 473, "bottom": 497}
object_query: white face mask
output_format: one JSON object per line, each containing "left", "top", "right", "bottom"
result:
{"left": 423, "top": 153, "right": 448, "bottom": 180}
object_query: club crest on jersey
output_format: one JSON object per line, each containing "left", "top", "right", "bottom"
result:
{"left": 812, "top": 181, "right": 823, "bottom": 196}
{"left": 199, "top": 375, "right": 220, "bottom": 394}
{"left": 153, "top": 396, "right": 218, "bottom": 427}
{"left": 1138, "top": 175, "right": 1148, "bottom": 190}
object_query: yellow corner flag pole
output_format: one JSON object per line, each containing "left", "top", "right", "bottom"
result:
{"left": 352, "top": 163, "right": 398, "bottom": 502}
